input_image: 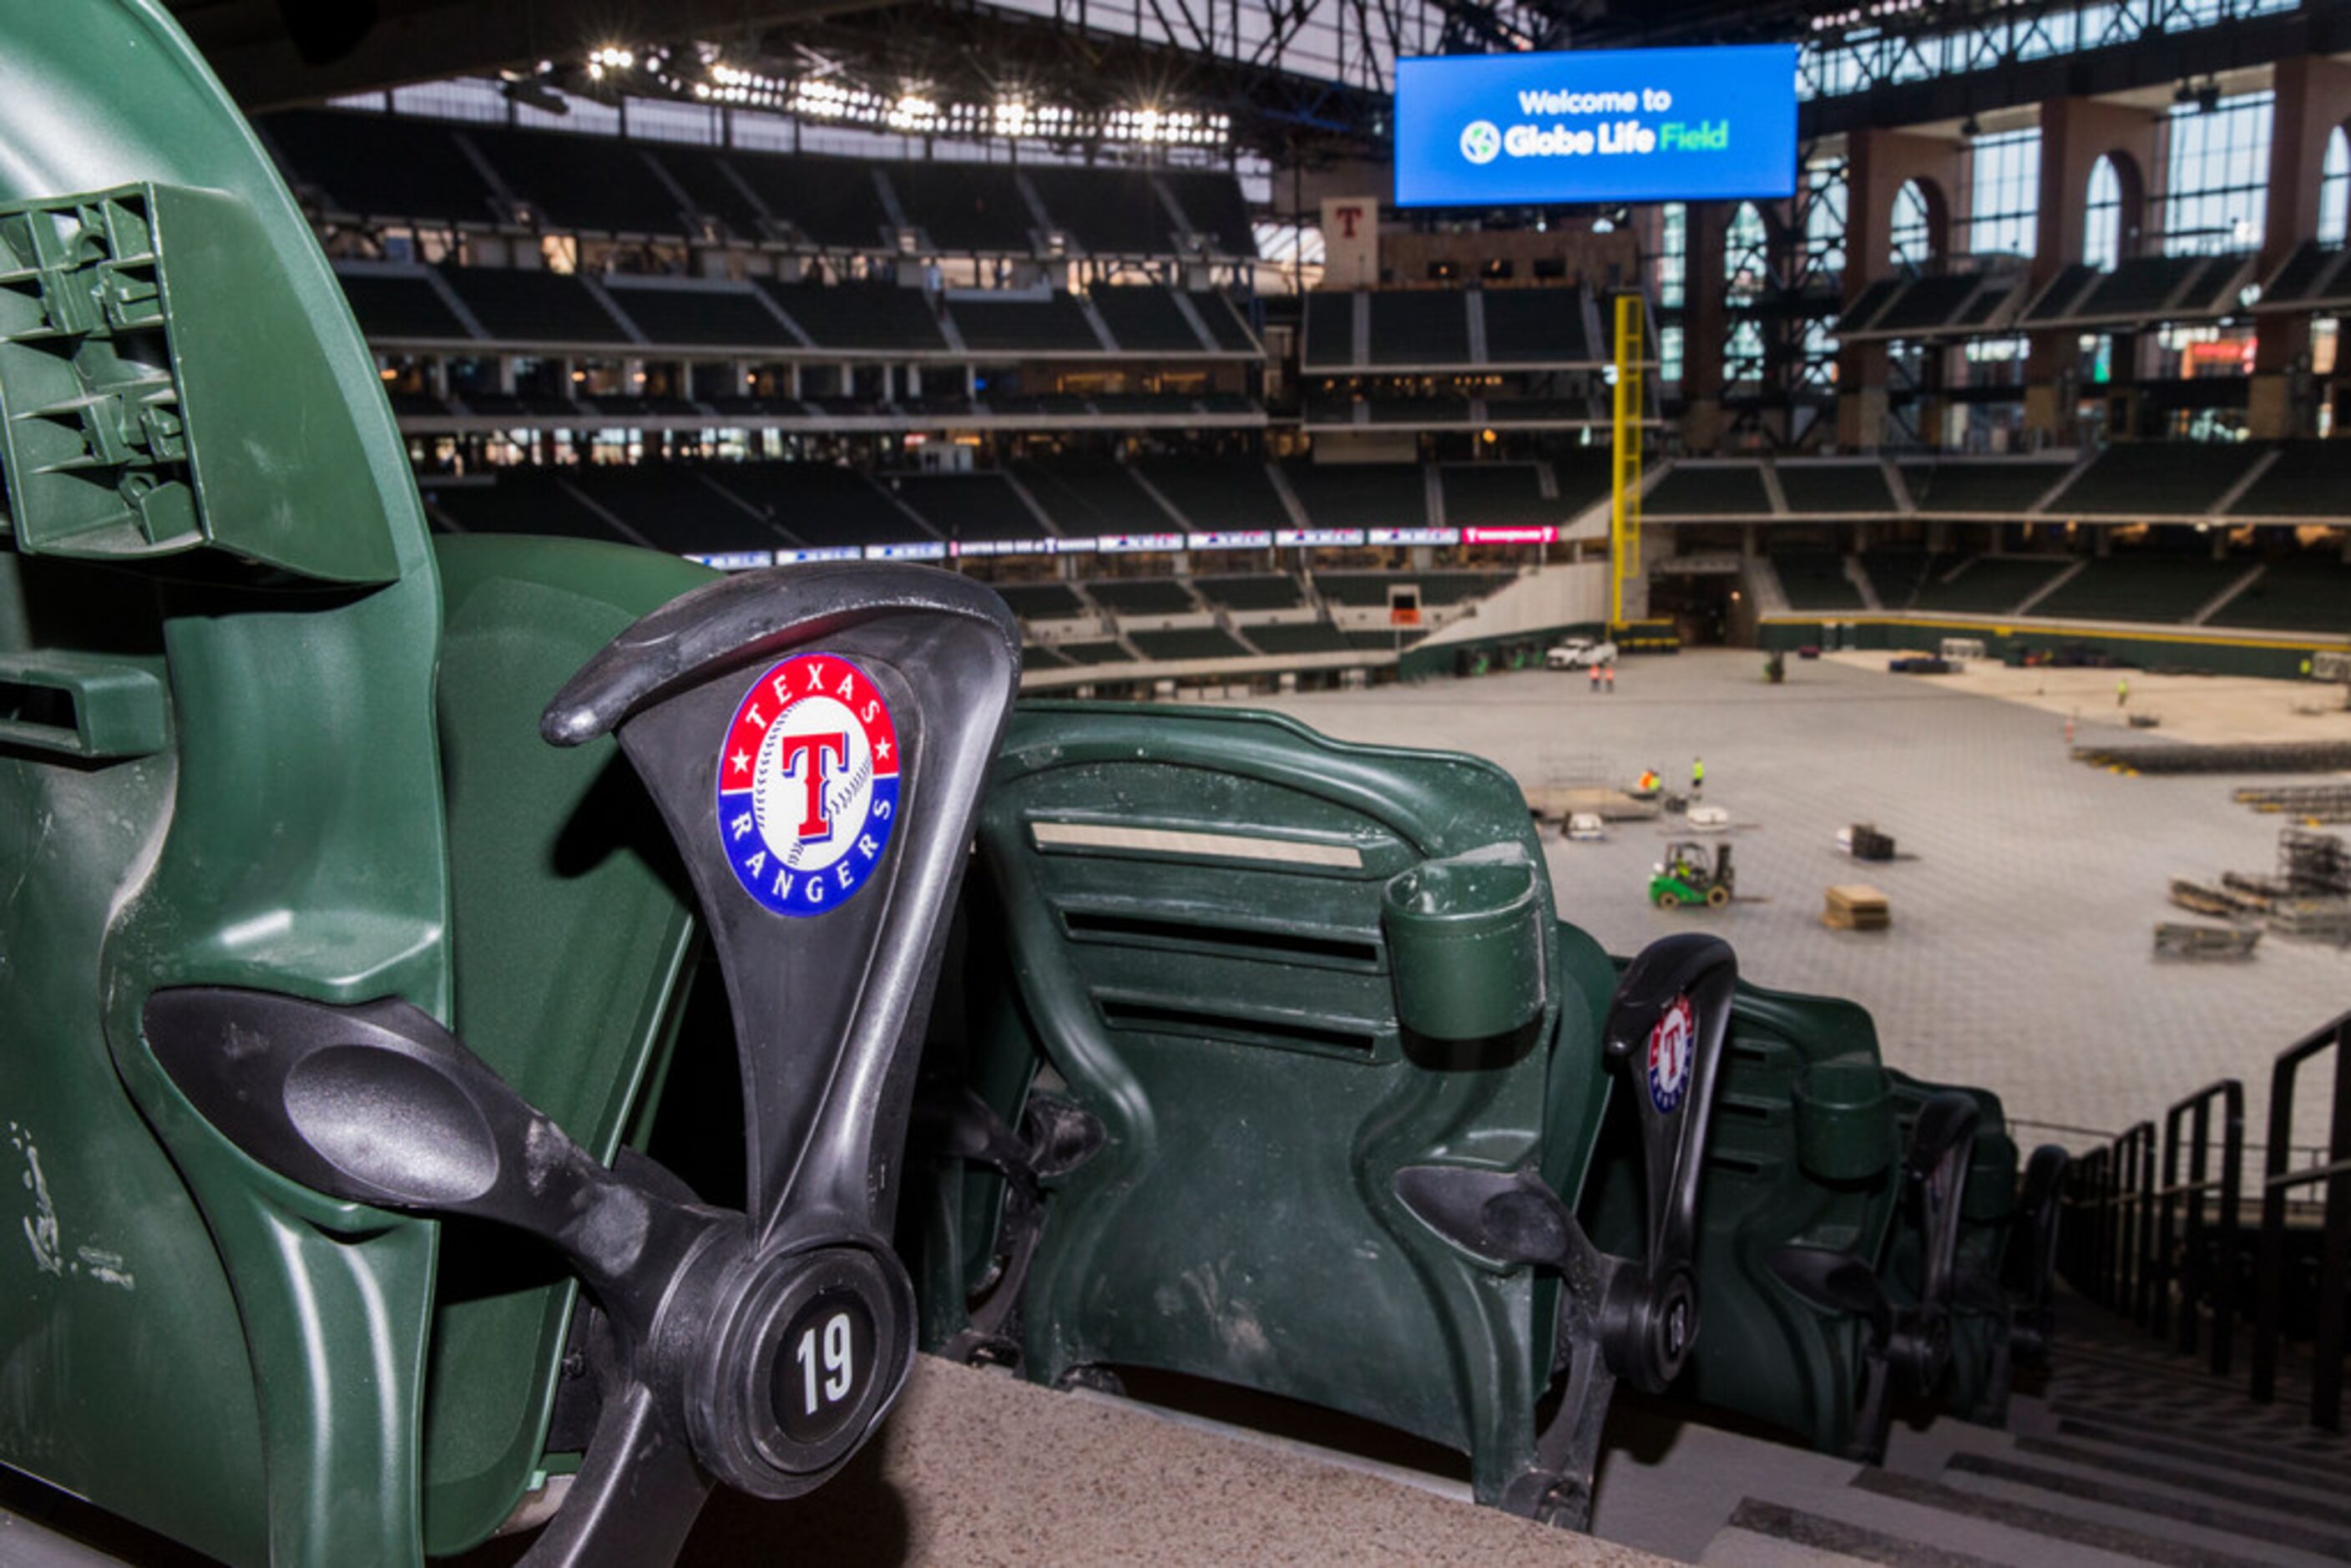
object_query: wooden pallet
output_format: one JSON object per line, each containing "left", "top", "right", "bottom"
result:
{"left": 1824, "top": 883, "right": 1890, "bottom": 930}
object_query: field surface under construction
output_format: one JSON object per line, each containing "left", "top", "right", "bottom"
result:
{"left": 1228, "top": 649, "right": 2351, "bottom": 1157}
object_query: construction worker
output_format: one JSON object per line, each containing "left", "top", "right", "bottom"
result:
{"left": 2116, "top": 675, "right": 2131, "bottom": 708}
{"left": 1692, "top": 756, "right": 1706, "bottom": 799}
{"left": 1602, "top": 662, "right": 1616, "bottom": 695}
{"left": 1637, "top": 767, "right": 1660, "bottom": 794}
{"left": 1588, "top": 661, "right": 1600, "bottom": 694}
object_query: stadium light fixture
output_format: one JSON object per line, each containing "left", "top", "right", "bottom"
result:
{"left": 686, "top": 52, "right": 1226, "bottom": 148}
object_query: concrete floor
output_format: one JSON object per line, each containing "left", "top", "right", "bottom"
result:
{"left": 1226, "top": 650, "right": 2351, "bottom": 1156}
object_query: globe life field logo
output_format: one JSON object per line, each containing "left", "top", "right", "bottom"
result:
{"left": 1459, "top": 119, "right": 1503, "bottom": 164}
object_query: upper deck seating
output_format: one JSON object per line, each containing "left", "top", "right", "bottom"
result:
{"left": 1482, "top": 289, "right": 1594, "bottom": 362}
{"left": 336, "top": 269, "right": 473, "bottom": 340}
{"left": 1135, "top": 458, "right": 1287, "bottom": 533}
{"left": 1647, "top": 464, "right": 1771, "bottom": 516}
{"left": 1012, "top": 458, "right": 1170, "bottom": 536}
{"left": 1777, "top": 463, "right": 1894, "bottom": 514}
{"left": 439, "top": 267, "right": 629, "bottom": 345}
{"left": 1281, "top": 460, "right": 1426, "bottom": 529}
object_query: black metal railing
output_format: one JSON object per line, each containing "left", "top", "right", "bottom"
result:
{"left": 2154, "top": 1080, "right": 2244, "bottom": 1375}
{"left": 2063, "top": 1120, "right": 2158, "bottom": 1321}
{"left": 2060, "top": 1010, "right": 2351, "bottom": 1434}
{"left": 2252, "top": 1010, "right": 2351, "bottom": 1432}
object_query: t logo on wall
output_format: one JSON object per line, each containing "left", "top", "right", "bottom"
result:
{"left": 1319, "top": 195, "right": 1379, "bottom": 288}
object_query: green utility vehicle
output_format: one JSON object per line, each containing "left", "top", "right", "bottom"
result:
{"left": 1651, "top": 841, "right": 1736, "bottom": 908}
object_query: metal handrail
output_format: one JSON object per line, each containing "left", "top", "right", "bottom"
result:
{"left": 2156, "top": 1080, "right": 2243, "bottom": 1375}
{"left": 2118, "top": 1121, "right": 2159, "bottom": 1326}
{"left": 2249, "top": 1010, "right": 2350, "bottom": 1432}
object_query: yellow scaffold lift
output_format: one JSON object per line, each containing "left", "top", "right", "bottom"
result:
{"left": 1610, "top": 291, "right": 1643, "bottom": 635}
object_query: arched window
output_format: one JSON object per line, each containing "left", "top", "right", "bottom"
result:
{"left": 1891, "top": 179, "right": 1935, "bottom": 272}
{"left": 2085, "top": 154, "right": 2123, "bottom": 271}
{"left": 2321, "top": 125, "right": 2348, "bottom": 246}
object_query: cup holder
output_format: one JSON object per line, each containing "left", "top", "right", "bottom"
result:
{"left": 1793, "top": 1057, "right": 1893, "bottom": 1181}
{"left": 1382, "top": 852, "right": 1547, "bottom": 1044}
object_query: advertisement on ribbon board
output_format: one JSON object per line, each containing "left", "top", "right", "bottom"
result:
{"left": 1394, "top": 44, "right": 1799, "bottom": 208}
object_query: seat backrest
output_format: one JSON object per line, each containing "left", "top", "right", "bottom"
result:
{"left": 1885, "top": 1070, "right": 2019, "bottom": 1424}
{"left": 416, "top": 535, "right": 714, "bottom": 1553}
{"left": 952, "top": 701, "right": 1611, "bottom": 1479}
{"left": 0, "top": 4, "right": 452, "bottom": 1561}
{"left": 1588, "top": 978, "right": 1903, "bottom": 1453}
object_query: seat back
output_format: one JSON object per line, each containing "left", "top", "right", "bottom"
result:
{"left": 0, "top": 3, "right": 450, "bottom": 1561}
{"left": 417, "top": 536, "right": 714, "bottom": 1552}
{"left": 1887, "top": 1071, "right": 2020, "bottom": 1424}
{"left": 1589, "top": 979, "right": 1901, "bottom": 1454}
{"left": 919, "top": 701, "right": 1614, "bottom": 1499}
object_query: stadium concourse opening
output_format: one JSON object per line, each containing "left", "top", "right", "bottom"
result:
{"left": 4, "top": 0, "right": 2351, "bottom": 1564}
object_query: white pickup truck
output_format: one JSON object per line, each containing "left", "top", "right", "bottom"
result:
{"left": 1545, "top": 637, "right": 1620, "bottom": 670}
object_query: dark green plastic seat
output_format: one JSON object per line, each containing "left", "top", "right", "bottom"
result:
{"left": 909, "top": 701, "right": 1733, "bottom": 1525}
{"left": 1589, "top": 998, "right": 2038, "bottom": 1461}
{"left": 1589, "top": 984, "right": 1904, "bottom": 1456}
{"left": 0, "top": 8, "right": 1021, "bottom": 1562}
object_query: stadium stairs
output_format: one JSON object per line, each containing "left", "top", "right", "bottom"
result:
{"left": 1034, "top": 1211, "right": 2351, "bottom": 1565}
{"left": 1572, "top": 1286, "right": 2351, "bottom": 1565}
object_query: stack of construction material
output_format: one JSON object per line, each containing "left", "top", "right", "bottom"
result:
{"left": 1824, "top": 884, "right": 1890, "bottom": 930}
{"left": 2279, "top": 827, "right": 2350, "bottom": 897}
{"left": 2075, "top": 739, "right": 2351, "bottom": 774}
{"left": 2232, "top": 782, "right": 2351, "bottom": 822}
{"left": 2219, "top": 871, "right": 2287, "bottom": 913}
{"left": 2271, "top": 901, "right": 2351, "bottom": 943}
{"left": 2168, "top": 878, "right": 2254, "bottom": 918}
{"left": 2271, "top": 828, "right": 2350, "bottom": 945}
{"left": 1839, "top": 824, "right": 1896, "bottom": 861}
{"left": 2154, "top": 923, "right": 2262, "bottom": 959}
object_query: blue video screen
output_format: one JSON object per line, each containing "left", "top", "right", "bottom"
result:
{"left": 1393, "top": 44, "right": 1800, "bottom": 208}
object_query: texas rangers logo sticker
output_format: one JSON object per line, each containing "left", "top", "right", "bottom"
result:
{"left": 715, "top": 653, "right": 900, "bottom": 917}
{"left": 1647, "top": 995, "right": 1695, "bottom": 1115}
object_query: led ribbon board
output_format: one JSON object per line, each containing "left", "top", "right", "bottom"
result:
{"left": 1394, "top": 44, "right": 1799, "bottom": 208}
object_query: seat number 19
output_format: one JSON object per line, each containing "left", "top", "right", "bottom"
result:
{"left": 795, "top": 1310, "right": 855, "bottom": 1416}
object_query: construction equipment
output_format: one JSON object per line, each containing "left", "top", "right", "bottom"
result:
{"left": 1652, "top": 842, "right": 1736, "bottom": 908}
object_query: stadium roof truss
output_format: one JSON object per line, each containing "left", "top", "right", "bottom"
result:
{"left": 174, "top": 0, "right": 2351, "bottom": 163}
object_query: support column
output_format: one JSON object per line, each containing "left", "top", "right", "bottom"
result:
{"left": 1680, "top": 202, "right": 1729, "bottom": 453}
{"left": 2026, "top": 99, "right": 2161, "bottom": 446}
{"left": 2253, "top": 56, "right": 2351, "bottom": 436}
{"left": 1839, "top": 130, "right": 1963, "bottom": 450}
